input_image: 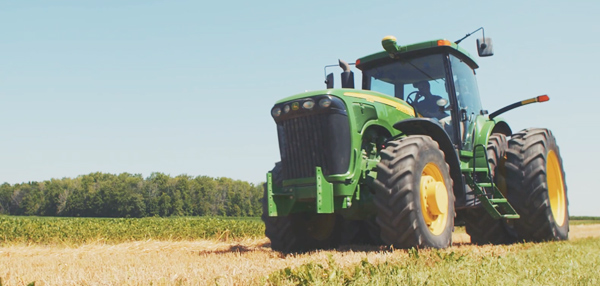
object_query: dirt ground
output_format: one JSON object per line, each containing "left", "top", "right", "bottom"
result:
{"left": 1, "top": 224, "right": 598, "bottom": 285}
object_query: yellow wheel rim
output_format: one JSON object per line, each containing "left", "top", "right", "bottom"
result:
{"left": 420, "top": 163, "right": 449, "bottom": 235}
{"left": 547, "top": 150, "right": 567, "bottom": 226}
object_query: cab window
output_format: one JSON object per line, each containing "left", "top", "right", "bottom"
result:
{"left": 362, "top": 54, "right": 455, "bottom": 141}
{"left": 450, "top": 55, "right": 482, "bottom": 150}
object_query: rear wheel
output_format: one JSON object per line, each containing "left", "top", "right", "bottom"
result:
{"left": 505, "top": 128, "right": 569, "bottom": 241}
{"left": 462, "top": 133, "right": 517, "bottom": 245}
{"left": 373, "top": 135, "right": 454, "bottom": 249}
{"left": 261, "top": 163, "right": 342, "bottom": 253}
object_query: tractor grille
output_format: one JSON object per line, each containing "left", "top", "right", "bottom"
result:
{"left": 277, "top": 113, "right": 351, "bottom": 180}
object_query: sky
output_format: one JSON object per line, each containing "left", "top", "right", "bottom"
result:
{"left": 1, "top": 0, "right": 599, "bottom": 216}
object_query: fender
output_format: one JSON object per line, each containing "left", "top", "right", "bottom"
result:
{"left": 392, "top": 118, "right": 464, "bottom": 199}
{"left": 473, "top": 117, "right": 512, "bottom": 167}
{"left": 490, "top": 119, "right": 512, "bottom": 136}
{"left": 475, "top": 117, "right": 512, "bottom": 147}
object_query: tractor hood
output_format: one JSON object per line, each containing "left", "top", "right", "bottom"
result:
{"left": 272, "top": 88, "right": 415, "bottom": 120}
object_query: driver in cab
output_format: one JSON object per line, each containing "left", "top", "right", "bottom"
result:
{"left": 412, "top": 81, "right": 448, "bottom": 120}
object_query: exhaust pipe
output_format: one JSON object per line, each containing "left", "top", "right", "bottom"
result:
{"left": 339, "top": 59, "right": 354, "bottom": 88}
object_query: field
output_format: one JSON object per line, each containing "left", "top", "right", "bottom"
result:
{"left": 1, "top": 216, "right": 599, "bottom": 285}
{"left": 0, "top": 216, "right": 263, "bottom": 245}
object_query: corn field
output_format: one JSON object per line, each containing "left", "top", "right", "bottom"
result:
{"left": 0, "top": 215, "right": 264, "bottom": 245}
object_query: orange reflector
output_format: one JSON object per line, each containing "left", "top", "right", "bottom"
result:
{"left": 537, "top": 95, "right": 550, "bottom": 102}
{"left": 437, "top": 39, "right": 452, "bottom": 46}
{"left": 355, "top": 59, "right": 361, "bottom": 66}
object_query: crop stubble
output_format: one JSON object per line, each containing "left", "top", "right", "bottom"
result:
{"left": 0, "top": 224, "right": 598, "bottom": 285}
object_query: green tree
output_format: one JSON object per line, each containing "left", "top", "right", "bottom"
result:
{"left": 2, "top": 171, "right": 264, "bottom": 218}
{"left": 158, "top": 192, "right": 172, "bottom": 217}
{"left": 0, "top": 183, "right": 12, "bottom": 214}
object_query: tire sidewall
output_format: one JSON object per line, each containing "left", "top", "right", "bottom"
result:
{"left": 411, "top": 145, "right": 455, "bottom": 248}
{"left": 540, "top": 137, "right": 569, "bottom": 238}
{"left": 507, "top": 129, "right": 569, "bottom": 241}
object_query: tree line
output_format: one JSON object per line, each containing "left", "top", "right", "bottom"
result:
{"left": 0, "top": 172, "right": 264, "bottom": 218}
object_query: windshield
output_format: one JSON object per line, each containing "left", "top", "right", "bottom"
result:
{"left": 362, "top": 54, "right": 450, "bottom": 119}
{"left": 361, "top": 54, "right": 458, "bottom": 143}
{"left": 362, "top": 54, "right": 448, "bottom": 100}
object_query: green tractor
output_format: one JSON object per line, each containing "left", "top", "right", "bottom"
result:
{"left": 262, "top": 29, "right": 568, "bottom": 253}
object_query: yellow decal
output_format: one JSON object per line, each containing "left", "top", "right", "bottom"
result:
{"left": 521, "top": 98, "right": 537, "bottom": 105}
{"left": 344, "top": 92, "right": 415, "bottom": 116}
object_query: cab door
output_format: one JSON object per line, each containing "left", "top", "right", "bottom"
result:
{"left": 449, "top": 55, "right": 483, "bottom": 151}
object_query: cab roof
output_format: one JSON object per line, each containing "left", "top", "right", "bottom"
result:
{"left": 356, "top": 39, "right": 479, "bottom": 71}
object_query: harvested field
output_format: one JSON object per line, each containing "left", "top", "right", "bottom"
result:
{"left": 1, "top": 224, "right": 598, "bottom": 285}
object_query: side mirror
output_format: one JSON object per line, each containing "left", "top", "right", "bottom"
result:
{"left": 325, "top": 73, "right": 334, "bottom": 89}
{"left": 477, "top": 38, "right": 494, "bottom": 57}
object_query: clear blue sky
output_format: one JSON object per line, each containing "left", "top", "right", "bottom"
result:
{"left": 1, "top": 1, "right": 598, "bottom": 216}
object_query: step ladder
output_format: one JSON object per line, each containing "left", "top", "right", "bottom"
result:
{"left": 462, "top": 145, "right": 520, "bottom": 220}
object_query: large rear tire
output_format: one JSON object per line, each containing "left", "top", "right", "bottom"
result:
{"left": 373, "top": 135, "right": 454, "bottom": 249}
{"left": 505, "top": 128, "right": 569, "bottom": 242}
{"left": 261, "top": 163, "right": 342, "bottom": 253}
{"left": 462, "top": 133, "right": 517, "bottom": 245}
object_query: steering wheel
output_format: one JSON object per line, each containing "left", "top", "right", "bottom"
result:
{"left": 406, "top": 91, "right": 422, "bottom": 105}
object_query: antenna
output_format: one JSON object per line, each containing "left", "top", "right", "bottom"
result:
{"left": 454, "top": 27, "right": 484, "bottom": 45}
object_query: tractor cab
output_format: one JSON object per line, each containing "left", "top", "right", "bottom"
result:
{"left": 355, "top": 37, "right": 487, "bottom": 151}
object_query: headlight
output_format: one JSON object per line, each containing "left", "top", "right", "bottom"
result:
{"left": 271, "top": 107, "right": 282, "bottom": 117}
{"left": 283, "top": 105, "right": 290, "bottom": 113}
{"left": 319, "top": 98, "right": 332, "bottom": 108}
{"left": 302, "top": 100, "right": 315, "bottom": 109}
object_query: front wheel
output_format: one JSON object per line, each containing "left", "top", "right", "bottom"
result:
{"left": 505, "top": 128, "right": 569, "bottom": 241}
{"left": 373, "top": 135, "right": 454, "bottom": 249}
